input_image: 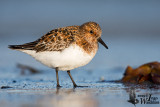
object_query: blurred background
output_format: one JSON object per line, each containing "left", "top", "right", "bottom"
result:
{"left": 0, "top": 0, "right": 160, "bottom": 70}
{"left": 0, "top": 0, "right": 160, "bottom": 107}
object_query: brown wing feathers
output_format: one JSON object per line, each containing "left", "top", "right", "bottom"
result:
{"left": 8, "top": 26, "right": 78, "bottom": 52}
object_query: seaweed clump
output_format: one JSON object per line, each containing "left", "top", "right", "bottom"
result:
{"left": 122, "top": 62, "right": 160, "bottom": 84}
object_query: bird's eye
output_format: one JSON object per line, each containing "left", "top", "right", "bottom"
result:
{"left": 90, "top": 30, "right": 93, "bottom": 34}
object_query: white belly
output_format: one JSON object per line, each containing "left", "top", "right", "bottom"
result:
{"left": 21, "top": 44, "right": 97, "bottom": 71}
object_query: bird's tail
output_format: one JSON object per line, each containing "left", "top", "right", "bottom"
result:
{"left": 8, "top": 41, "right": 38, "bottom": 50}
{"left": 8, "top": 45, "right": 25, "bottom": 50}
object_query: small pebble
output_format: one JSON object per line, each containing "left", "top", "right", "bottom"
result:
{"left": 12, "top": 80, "right": 17, "bottom": 83}
{"left": 100, "top": 76, "right": 105, "bottom": 82}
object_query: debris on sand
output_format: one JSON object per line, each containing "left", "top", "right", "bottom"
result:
{"left": 17, "top": 63, "right": 40, "bottom": 75}
{"left": 122, "top": 61, "right": 160, "bottom": 84}
{"left": 1, "top": 86, "right": 13, "bottom": 89}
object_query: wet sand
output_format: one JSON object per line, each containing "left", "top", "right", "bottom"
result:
{"left": 0, "top": 67, "right": 160, "bottom": 107}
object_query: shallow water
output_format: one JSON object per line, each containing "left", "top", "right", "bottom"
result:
{"left": 0, "top": 0, "right": 160, "bottom": 107}
{"left": 0, "top": 66, "right": 160, "bottom": 107}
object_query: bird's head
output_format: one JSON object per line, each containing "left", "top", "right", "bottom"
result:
{"left": 79, "top": 22, "right": 108, "bottom": 49}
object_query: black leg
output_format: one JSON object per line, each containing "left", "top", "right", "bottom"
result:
{"left": 67, "top": 70, "right": 78, "bottom": 87}
{"left": 56, "top": 67, "right": 61, "bottom": 88}
{"left": 67, "top": 70, "right": 88, "bottom": 88}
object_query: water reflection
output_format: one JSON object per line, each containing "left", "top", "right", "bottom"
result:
{"left": 127, "top": 88, "right": 139, "bottom": 106}
{"left": 0, "top": 83, "right": 160, "bottom": 107}
{"left": 39, "top": 88, "right": 98, "bottom": 107}
{"left": 56, "top": 87, "right": 75, "bottom": 95}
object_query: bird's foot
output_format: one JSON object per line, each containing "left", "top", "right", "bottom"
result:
{"left": 73, "top": 85, "right": 88, "bottom": 88}
{"left": 56, "top": 85, "right": 62, "bottom": 88}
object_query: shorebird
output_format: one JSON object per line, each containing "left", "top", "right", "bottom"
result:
{"left": 9, "top": 22, "right": 108, "bottom": 88}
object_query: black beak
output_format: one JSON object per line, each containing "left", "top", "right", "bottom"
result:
{"left": 98, "top": 37, "right": 108, "bottom": 49}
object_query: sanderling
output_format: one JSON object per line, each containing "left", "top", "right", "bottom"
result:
{"left": 9, "top": 22, "right": 108, "bottom": 87}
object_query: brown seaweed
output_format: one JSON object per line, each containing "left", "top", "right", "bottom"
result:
{"left": 122, "top": 62, "right": 160, "bottom": 84}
